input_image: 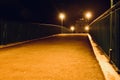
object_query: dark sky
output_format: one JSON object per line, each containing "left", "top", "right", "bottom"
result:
{"left": 0, "top": 0, "right": 119, "bottom": 26}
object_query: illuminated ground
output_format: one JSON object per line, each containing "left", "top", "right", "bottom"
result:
{"left": 88, "top": 34, "right": 120, "bottom": 80}
{"left": 0, "top": 34, "right": 105, "bottom": 80}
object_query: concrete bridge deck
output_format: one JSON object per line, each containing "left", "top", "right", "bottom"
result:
{"left": 0, "top": 34, "right": 105, "bottom": 80}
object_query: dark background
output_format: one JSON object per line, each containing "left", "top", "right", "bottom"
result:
{"left": 0, "top": 0, "right": 119, "bottom": 27}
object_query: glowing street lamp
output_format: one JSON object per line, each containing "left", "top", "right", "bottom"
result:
{"left": 85, "top": 11, "right": 92, "bottom": 20}
{"left": 70, "top": 26, "right": 75, "bottom": 32}
{"left": 84, "top": 25, "right": 90, "bottom": 32}
{"left": 59, "top": 13, "right": 65, "bottom": 33}
{"left": 59, "top": 13, "right": 65, "bottom": 20}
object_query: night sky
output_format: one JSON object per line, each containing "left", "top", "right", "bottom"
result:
{"left": 0, "top": 0, "right": 119, "bottom": 27}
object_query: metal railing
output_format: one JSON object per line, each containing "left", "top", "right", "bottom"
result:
{"left": 0, "top": 21, "right": 70, "bottom": 46}
{"left": 89, "top": 1, "right": 120, "bottom": 72}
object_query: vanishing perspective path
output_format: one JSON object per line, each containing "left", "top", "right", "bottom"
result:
{"left": 0, "top": 34, "right": 105, "bottom": 80}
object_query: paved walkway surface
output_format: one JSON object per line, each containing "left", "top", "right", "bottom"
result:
{"left": 88, "top": 34, "right": 120, "bottom": 80}
{"left": 0, "top": 34, "right": 105, "bottom": 80}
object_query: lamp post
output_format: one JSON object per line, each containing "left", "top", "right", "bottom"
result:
{"left": 85, "top": 11, "right": 92, "bottom": 23}
{"left": 59, "top": 13, "right": 65, "bottom": 33}
{"left": 84, "top": 11, "right": 92, "bottom": 33}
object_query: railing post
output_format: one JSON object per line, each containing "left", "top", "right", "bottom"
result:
{"left": 109, "top": 0, "right": 113, "bottom": 63}
{"left": 110, "top": 0, "right": 113, "bottom": 7}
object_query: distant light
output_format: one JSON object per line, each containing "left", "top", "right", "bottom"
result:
{"left": 59, "top": 13, "right": 65, "bottom": 20}
{"left": 70, "top": 26, "right": 75, "bottom": 32}
{"left": 59, "top": 13, "right": 66, "bottom": 33}
{"left": 85, "top": 26, "right": 90, "bottom": 31}
{"left": 85, "top": 12, "right": 92, "bottom": 20}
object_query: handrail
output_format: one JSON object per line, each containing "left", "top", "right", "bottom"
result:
{"left": 90, "top": 1, "right": 120, "bottom": 26}
{"left": 32, "top": 23, "right": 71, "bottom": 32}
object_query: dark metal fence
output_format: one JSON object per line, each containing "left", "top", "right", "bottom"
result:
{"left": 0, "top": 21, "right": 70, "bottom": 45}
{"left": 90, "top": 1, "right": 120, "bottom": 72}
